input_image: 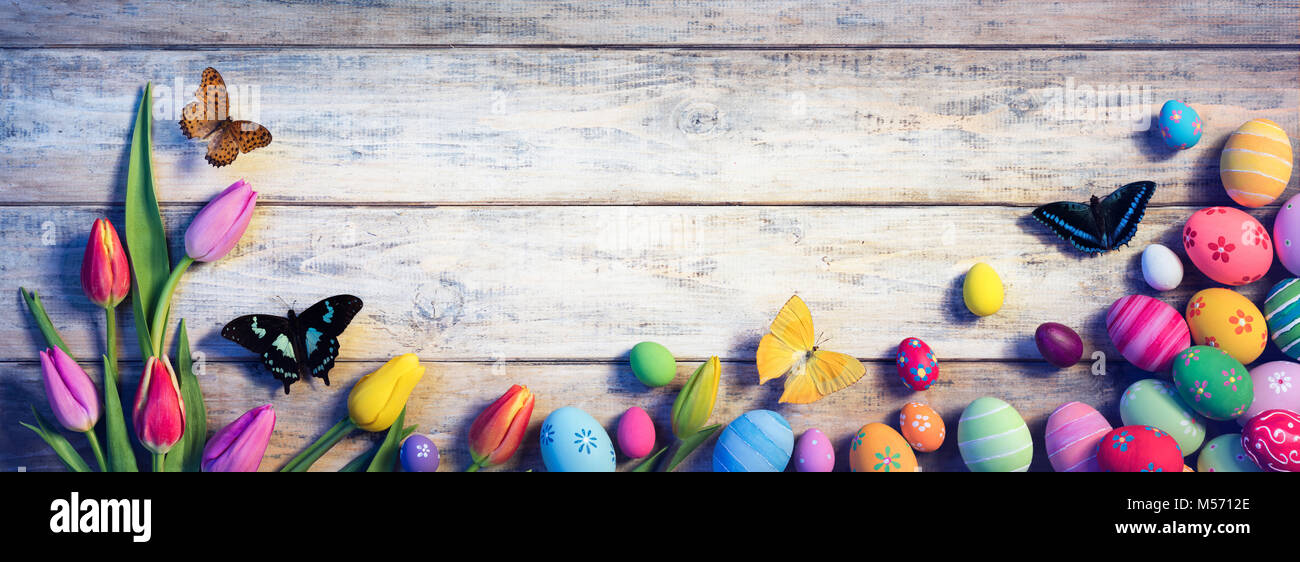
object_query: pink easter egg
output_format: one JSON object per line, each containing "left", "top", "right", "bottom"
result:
{"left": 616, "top": 406, "right": 655, "bottom": 458}
{"left": 1241, "top": 361, "right": 1300, "bottom": 426}
{"left": 895, "top": 337, "right": 939, "bottom": 391}
{"left": 1045, "top": 401, "right": 1112, "bottom": 472}
{"left": 1274, "top": 194, "right": 1300, "bottom": 276}
{"left": 1183, "top": 206, "right": 1272, "bottom": 286}
{"left": 1106, "top": 295, "right": 1191, "bottom": 372}
{"left": 1241, "top": 409, "right": 1300, "bottom": 472}
{"left": 794, "top": 428, "right": 835, "bottom": 472}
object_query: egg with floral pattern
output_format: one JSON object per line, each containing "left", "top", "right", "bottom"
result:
{"left": 1156, "top": 100, "right": 1202, "bottom": 150}
{"left": 1095, "top": 425, "right": 1183, "bottom": 472}
{"left": 1119, "top": 379, "right": 1206, "bottom": 455}
{"left": 794, "top": 428, "right": 834, "bottom": 472}
{"left": 1240, "top": 361, "right": 1300, "bottom": 426}
{"left": 1171, "top": 346, "right": 1254, "bottom": 421}
{"left": 899, "top": 402, "right": 945, "bottom": 452}
{"left": 1196, "top": 433, "right": 1261, "bottom": 472}
{"left": 399, "top": 434, "right": 440, "bottom": 472}
{"left": 1185, "top": 287, "right": 1267, "bottom": 365}
{"left": 895, "top": 337, "right": 939, "bottom": 391}
{"left": 849, "top": 422, "right": 918, "bottom": 473}
{"left": 1182, "top": 206, "right": 1272, "bottom": 286}
{"left": 1241, "top": 409, "right": 1300, "bottom": 472}
{"left": 539, "top": 406, "right": 616, "bottom": 472}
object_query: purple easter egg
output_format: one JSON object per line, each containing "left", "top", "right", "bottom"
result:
{"left": 794, "top": 428, "right": 835, "bottom": 472}
{"left": 1035, "top": 322, "right": 1083, "bottom": 368}
{"left": 400, "top": 434, "right": 440, "bottom": 472}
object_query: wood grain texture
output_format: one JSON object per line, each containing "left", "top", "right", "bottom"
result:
{"left": 0, "top": 49, "right": 1295, "bottom": 205}
{"left": 1, "top": 1, "right": 1296, "bottom": 46}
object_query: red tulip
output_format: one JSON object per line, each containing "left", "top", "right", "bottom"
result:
{"left": 133, "top": 356, "right": 185, "bottom": 454}
{"left": 467, "top": 385, "right": 534, "bottom": 471}
{"left": 80, "top": 218, "right": 130, "bottom": 308}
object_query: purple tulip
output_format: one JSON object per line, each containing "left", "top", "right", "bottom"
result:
{"left": 184, "top": 179, "right": 258, "bottom": 262}
{"left": 39, "top": 347, "right": 100, "bottom": 433}
{"left": 202, "top": 404, "right": 275, "bottom": 472}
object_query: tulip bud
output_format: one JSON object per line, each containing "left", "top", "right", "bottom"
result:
{"left": 671, "top": 356, "right": 720, "bottom": 439}
{"left": 80, "top": 218, "right": 130, "bottom": 308}
{"left": 202, "top": 404, "right": 275, "bottom": 472}
{"left": 467, "top": 385, "right": 535, "bottom": 470}
{"left": 38, "top": 347, "right": 100, "bottom": 433}
{"left": 348, "top": 353, "right": 424, "bottom": 432}
{"left": 133, "top": 356, "right": 186, "bottom": 454}
{"left": 184, "top": 179, "right": 258, "bottom": 262}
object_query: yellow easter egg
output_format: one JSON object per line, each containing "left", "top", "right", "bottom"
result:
{"left": 849, "top": 422, "right": 918, "bottom": 473}
{"left": 1221, "top": 119, "right": 1293, "bottom": 208}
{"left": 962, "top": 262, "right": 1004, "bottom": 317}
{"left": 1185, "top": 287, "right": 1267, "bottom": 365}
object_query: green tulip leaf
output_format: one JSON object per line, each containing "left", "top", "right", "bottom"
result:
{"left": 124, "top": 82, "right": 171, "bottom": 357}
{"left": 21, "top": 406, "right": 92, "bottom": 472}
{"left": 340, "top": 424, "right": 417, "bottom": 472}
{"left": 281, "top": 416, "right": 357, "bottom": 472}
{"left": 366, "top": 407, "right": 409, "bottom": 472}
{"left": 19, "top": 288, "right": 73, "bottom": 360}
{"left": 631, "top": 446, "right": 668, "bottom": 472}
{"left": 661, "top": 423, "right": 721, "bottom": 472}
{"left": 165, "top": 320, "right": 207, "bottom": 472}
{"left": 100, "top": 355, "right": 139, "bottom": 472}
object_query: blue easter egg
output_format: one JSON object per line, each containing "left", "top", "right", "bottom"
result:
{"left": 712, "top": 410, "right": 794, "bottom": 472}
{"left": 399, "top": 434, "right": 440, "bottom": 472}
{"left": 539, "top": 406, "right": 617, "bottom": 472}
{"left": 1156, "top": 100, "right": 1202, "bottom": 149}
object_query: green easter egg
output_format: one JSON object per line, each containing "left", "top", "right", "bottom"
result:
{"left": 630, "top": 341, "right": 676, "bottom": 387}
{"left": 1119, "top": 379, "right": 1206, "bottom": 455}
{"left": 1196, "top": 433, "right": 1261, "bottom": 472}
{"left": 1171, "top": 346, "right": 1254, "bottom": 421}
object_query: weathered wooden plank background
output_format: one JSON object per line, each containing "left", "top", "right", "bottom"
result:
{"left": 1, "top": 1, "right": 1297, "bottom": 472}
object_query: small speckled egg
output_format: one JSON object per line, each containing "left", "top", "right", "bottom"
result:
{"left": 1035, "top": 322, "right": 1083, "bottom": 368}
{"left": 1155, "top": 100, "right": 1203, "bottom": 150}
{"left": 1106, "top": 294, "right": 1190, "bottom": 373}
{"left": 899, "top": 402, "right": 945, "bottom": 452}
{"left": 1221, "top": 118, "right": 1292, "bottom": 207}
{"left": 1045, "top": 401, "right": 1111, "bottom": 472}
{"left": 849, "top": 422, "right": 918, "bottom": 473}
{"left": 1119, "top": 379, "right": 1206, "bottom": 455}
{"left": 713, "top": 410, "right": 794, "bottom": 472}
{"left": 1185, "top": 288, "right": 1266, "bottom": 365}
{"left": 794, "top": 428, "right": 834, "bottom": 472}
{"left": 1265, "top": 279, "right": 1300, "bottom": 361}
{"left": 399, "top": 434, "right": 440, "bottom": 472}
{"left": 540, "top": 406, "right": 616, "bottom": 472}
{"left": 1241, "top": 361, "right": 1300, "bottom": 426}
{"left": 958, "top": 397, "right": 1032, "bottom": 472}
{"left": 1242, "top": 409, "right": 1300, "bottom": 472}
{"left": 629, "top": 341, "right": 676, "bottom": 387}
{"left": 962, "top": 262, "right": 1003, "bottom": 317}
{"left": 1171, "top": 346, "right": 1253, "bottom": 421}
{"left": 1183, "top": 206, "right": 1272, "bottom": 286}
{"left": 616, "top": 406, "right": 655, "bottom": 458}
{"left": 1197, "top": 433, "right": 1261, "bottom": 472}
{"left": 1096, "top": 425, "right": 1183, "bottom": 472}
{"left": 1274, "top": 194, "right": 1300, "bottom": 275}
{"left": 895, "top": 337, "right": 939, "bottom": 391}
{"left": 1141, "top": 244, "right": 1183, "bottom": 291}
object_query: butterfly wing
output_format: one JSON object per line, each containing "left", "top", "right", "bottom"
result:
{"left": 179, "top": 67, "right": 229, "bottom": 140}
{"left": 221, "top": 314, "right": 302, "bottom": 394}
{"left": 1097, "top": 181, "right": 1156, "bottom": 250}
{"left": 293, "top": 295, "right": 363, "bottom": 385}
{"left": 803, "top": 350, "right": 866, "bottom": 400}
{"left": 756, "top": 295, "right": 815, "bottom": 385}
{"left": 231, "top": 121, "right": 273, "bottom": 154}
{"left": 1031, "top": 201, "right": 1109, "bottom": 254}
{"left": 205, "top": 126, "right": 241, "bottom": 167}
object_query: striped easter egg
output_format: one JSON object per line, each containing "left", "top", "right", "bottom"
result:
{"left": 958, "top": 397, "right": 1032, "bottom": 472}
{"left": 1265, "top": 278, "right": 1300, "bottom": 360}
{"left": 712, "top": 410, "right": 794, "bottom": 472}
{"left": 1045, "top": 401, "right": 1111, "bottom": 472}
{"left": 1106, "top": 294, "right": 1191, "bottom": 372}
{"left": 1220, "top": 118, "right": 1293, "bottom": 208}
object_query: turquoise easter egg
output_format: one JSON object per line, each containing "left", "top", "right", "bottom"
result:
{"left": 539, "top": 406, "right": 616, "bottom": 472}
{"left": 1156, "top": 100, "right": 1202, "bottom": 149}
{"left": 713, "top": 410, "right": 794, "bottom": 472}
{"left": 957, "top": 397, "right": 1032, "bottom": 472}
{"left": 1265, "top": 279, "right": 1300, "bottom": 360}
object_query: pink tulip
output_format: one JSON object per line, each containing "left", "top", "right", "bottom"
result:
{"left": 133, "top": 356, "right": 185, "bottom": 454}
{"left": 184, "top": 179, "right": 257, "bottom": 262}
{"left": 80, "top": 218, "right": 130, "bottom": 308}
{"left": 38, "top": 347, "right": 100, "bottom": 432}
{"left": 202, "top": 404, "right": 275, "bottom": 472}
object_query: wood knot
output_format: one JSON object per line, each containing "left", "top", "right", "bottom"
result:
{"left": 676, "top": 101, "right": 721, "bottom": 135}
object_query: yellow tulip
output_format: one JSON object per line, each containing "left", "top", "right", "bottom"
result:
{"left": 347, "top": 353, "right": 425, "bottom": 432}
{"left": 671, "top": 356, "right": 720, "bottom": 438}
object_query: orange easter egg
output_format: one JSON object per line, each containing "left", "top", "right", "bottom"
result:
{"left": 899, "top": 402, "right": 945, "bottom": 452}
{"left": 1221, "top": 119, "right": 1293, "bottom": 207}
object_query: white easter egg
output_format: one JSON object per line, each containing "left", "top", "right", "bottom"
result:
{"left": 1141, "top": 244, "right": 1183, "bottom": 292}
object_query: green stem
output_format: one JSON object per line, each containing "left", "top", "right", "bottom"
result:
{"left": 148, "top": 256, "right": 195, "bottom": 357}
{"left": 465, "top": 461, "right": 483, "bottom": 472}
{"left": 84, "top": 430, "right": 108, "bottom": 472}
{"left": 281, "top": 417, "right": 357, "bottom": 472}
{"left": 104, "top": 306, "right": 117, "bottom": 380}
{"left": 153, "top": 452, "right": 164, "bottom": 473}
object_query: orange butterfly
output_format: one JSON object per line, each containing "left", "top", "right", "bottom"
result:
{"left": 756, "top": 295, "right": 866, "bottom": 404}
{"left": 178, "top": 67, "right": 272, "bottom": 167}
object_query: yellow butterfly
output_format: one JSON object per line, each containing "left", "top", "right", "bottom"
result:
{"left": 756, "top": 295, "right": 866, "bottom": 404}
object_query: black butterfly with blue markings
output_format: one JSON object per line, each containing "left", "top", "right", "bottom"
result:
{"left": 1031, "top": 181, "right": 1156, "bottom": 254}
{"left": 221, "top": 295, "right": 363, "bottom": 394}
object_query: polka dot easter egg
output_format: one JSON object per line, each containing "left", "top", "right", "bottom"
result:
{"left": 1183, "top": 206, "right": 1272, "bottom": 286}
{"left": 1221, "top": 118, "right": 1292, "bottom": 208}
{"left": 539, "top": 406, "right": 616, "bottom": 472}
{"left": 1171, "top": 346, "right": 1253, "bottom": 421}
{"left": 1241, "top": 361, "right": 1300, "bottom": 426}
{"left": 1241, "top": 409, "right": 1300, "bottom": 472}
{"left": 794, "top": 428, "right": 834, "bottom": 472}
{"left": 895, "top": 337, "right": 939, "bottom": 391}
{"left": 849, "top": 423, "right": 918, "bottom": 473}
{"left": 1196, "top": 433, "right": 1261, "bottom": 472}
{"left": 1155, "top": 100, "right": 1202, "bottom": 150}
{"left": 958, "top": 397, "right": 1032, "bottom": 472}
{"left": 712, "top": 410, "right": 794, "bottom": 472}
{"left": 1264, "top": 279, "right": 1300, "bottom": 361}
{"left": 1185, "top": 287, "right": 1266, "bottom": 365}
{"left": 1119, "top": 379, "right": 1206, "bottom": 455}
{"left": 899, "top": 402, "right": 945, "bottom": 452}
{"left": 1106, "top": 294, "right": 1190, "bottom": 373}
{"left": 399, "top": 434, "right": 440, "bottom": 472}
{"left": 1045, "top": 401, "right": 1111, "bottom": 472}
{"left": 1273, "top": 194, "right": 1300, "bottom": 276}
{"left": 1096, "top": 425, "right": 1182, "bottom": 472}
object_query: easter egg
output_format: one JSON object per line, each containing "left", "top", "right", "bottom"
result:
{"left": 1035, "top": 322, "right": 1083, "bottom": 368}
{"left": 1242, "top": 409, "right": 1300, "bottom": 472}
{"left": 539, "top": 406, "right": 616, "bottom": 472}
{"left": 399, "top": 434, "right": 440, "bottom": 472}
{"left": 895, "top": 337, "right": 939, "bottom": 391}
{"left": 1141, "top": 243, "right": 1184, "bottom": 291}
{"left": 794, "top": 428, "right": 834, "bottom": 472}
{"left": 1156, "top": 100, "right": 1203, "bottom": 150}
{"left": 712, "top": 410, "right": 793, "bottom": 472}
{"left": 1221, "top": 118, "right": 1293, "bottom": 208}
{"left": 1183, "top": 206, "right": 1272, "bottom": 286}
{"left": 616, "top": 406, "right": 655, "bottom": 458}
{"left": 1106, "top": 294, "right": 1190, "bottom": 372}
{"left": 1184, "top": 465, "right": 1195, "bottom": 472}
{"left": 1096, "top": 425, "right": 1183, "bottom": 472}
{"left": 1196, "top": 433, "right": 1261, "bottom": 472}
{"left": 849, "top": 422, "right": 918, "bottom": 473}
{"left": 962, "top": 262, "right": 1003, "bottom": 317}
{"left": 1241, "top": 361, "right": 1300, "bottom": 426}
{"left": 1186, "top": 288, "right": 1266, "bottom": 364}
{"left": 957, "top": 397, "right": 1032, "bottom": 472}
{"left": 1119, "top": 379, "right": 1206, "bottom": 455}
{"left": 1264, "top": 278, "right": 1300, "bottom": 361}
{"left": 629, "top": 341, "right": 676, "bottom": 387}
{"left": 899, "top": 402, "right": 945, "bottom": 452}
{"left": 1171, "top": 346, "right": 1253, "bottom": 421}
{"left": 1274, "top": 194, "right": 1300, "bottom": 275}
{"left": 1045, "top": 401, "right": 1111, "bottom": 472}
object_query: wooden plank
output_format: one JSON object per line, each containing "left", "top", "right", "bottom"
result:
{"left": 3, "top": 204, "right": 1289, "bottom": 363}
{"left": 0, "top": 359, "right": 1158, "bottom": 472}
{"left": 0, "top": 49, "right": 1295, "bottom": 205}
{"left": 1, "top": 1, "right": 1296, "bottom": 46}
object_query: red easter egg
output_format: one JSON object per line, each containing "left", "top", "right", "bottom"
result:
{"left": 896, "top": 337, "right": 939, "bottom": 391}
{"left": 1241, "top": 409, "right": 1300, "bottom": 472}
{"left": 1183, "top": 206, "right": 1272, "bottom": 286}
{"left": 1095, "top": 425, "right": 1183, "bottom": 472}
